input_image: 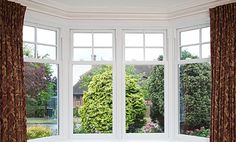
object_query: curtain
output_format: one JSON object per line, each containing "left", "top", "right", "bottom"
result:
{"left": 210, "top": 2, "right": 236, "bottom": 142}
{"left": 0, "top": 0, "right": 26, "bottom": 142}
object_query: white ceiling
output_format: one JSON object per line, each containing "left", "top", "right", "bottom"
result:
{"left": 20, "top": 0, "right": 232, "bottom": 20}
{"left": 51, "top": 0, "right": 197, "bottom": 8}
{"left": 34, "top": 0, "right": 220, "bottom": 13}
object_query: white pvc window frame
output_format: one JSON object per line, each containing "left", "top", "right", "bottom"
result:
{"left": 69, "top": 29, "right": 116, "bottom": 139}
{"left": 122, "top": 30, "right": 168, "bottom": 140}
{"left": 24, "top": 22, "right": 62, "bottom": 142}
{"left": 174, "top": 24, "right": 210, "bottom": 142}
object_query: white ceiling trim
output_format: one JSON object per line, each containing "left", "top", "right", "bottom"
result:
{"left": 13, "top": 0, "right": 236, "bottom": 20}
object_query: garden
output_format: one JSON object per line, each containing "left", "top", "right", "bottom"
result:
{"left": 73, "top": 52, "right": 211, "bottom": 137}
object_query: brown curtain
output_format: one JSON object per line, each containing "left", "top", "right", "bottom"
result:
{"left": 0, "top": 0, "right": 26, "bottom": 142}
{"left": 210, "top": 2, "right": 236, "bottom": 142}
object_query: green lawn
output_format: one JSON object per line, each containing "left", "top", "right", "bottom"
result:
{"left": 27, "top": 118, "right": 57, "bottom": 124}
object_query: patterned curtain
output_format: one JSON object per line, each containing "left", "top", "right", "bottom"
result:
{"left": 210, "top": 2, "right": 236, "bottom": 142}
{"left": 0, "top": 0, "right": 26, "bottom": 142}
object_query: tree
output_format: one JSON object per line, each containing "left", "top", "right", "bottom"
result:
{"left": 147, "top": 64, "right": 164, "bottom": 130}
{"left": 79, "top": 66, "right": 146, "bottom": 133}
{"left": 180, "top": 62, "right": 211, "bottom": 130}
{"left": 24, "top": 63, "right": 57, "bottom": 118}
{"left": 148, "top": 52, "right": 211, "bottom": 132}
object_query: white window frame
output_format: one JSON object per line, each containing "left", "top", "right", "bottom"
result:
{"left": 24, "top": 22, "right": 63, "bottom": 142}
{"left": 174, "top": 24, "right": 210, "bottom": 142}
{"left": 121, "top": 29, "right": 169, "bottom": 140}
{"left": 69, "top": 29, "right": 117, "bottom": 140}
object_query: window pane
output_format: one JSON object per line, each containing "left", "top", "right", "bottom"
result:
{"left": 73, "top": 65, "right": 113, "bottom": 134}
{"left": 23, "top": 43, "right": 35, "bottom": 58}
{"left": 145, "top": 34, "right": 163, "bottom": 47}
{"left": 125, "top": 33, "right": 143, "bottom": 47}
{"left": 74, "top": 48, "right": 92, "bottom": 61}
{"left": 181, "top": 29, "right": 200, "bottom": 46}
{"left": 94, "top": 48, "right": 112, "bottom": 61}
{"left": 73, "top": 48, "right": 92, "bottom": 61}
{"left": 94, "top": 33, "right": 112, "bottom": 47}
{"left": 202, "top": 44, "right": 210, "bottom": 58}
{"left": 202, "top": 27, "right": 210, "bottom": 43}
{"left": 73, "top": 33, "right": 92, "bottom": 47}
{"left": 125, "top": 65, "right": 164, "bottom": 133}
{"left": 37, "top": 28, "right": 56, "bottom": 45}
{"left": 37, "top": 45, "right": 56, "bottom": 60}
{"left": 145, "top": 48, "right": 163, "bottom": 61}
{"left": 24, "top": 63, "right": 58, "bottom": 140}
{"left": 181, "top": 45, "right": 199, "bottom": 60}
{"left": 179, "top": 63, "right": 211, "bottom": 137}
{"left": 23, "top": 26, "right": 35, "bottom": 42}
{"left": 125, "top": 48, "right": 143, "bottom": 61}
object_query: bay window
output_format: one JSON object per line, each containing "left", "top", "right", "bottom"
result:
{"left": 23, "top": 21, "right": 211, "bottom": 142}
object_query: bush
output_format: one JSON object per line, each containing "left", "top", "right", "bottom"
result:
{"left": 186, "top": 127, "right": 210, "bottom": 137}
{"left": 147, "top": 65, "right": 164, "bottom": 130}
{"left": 179, "top": 51, "right": 211, "bottom": 131}
{"left": 27, "top": 126, "right": 52, "bottom": 140}
{"left": 79, "top": 66, "right": 146, "bottom": 133}
{"left": 180, "top": 62, "right": 211, "bottom": 130}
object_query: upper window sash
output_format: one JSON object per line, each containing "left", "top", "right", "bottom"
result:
{"left": 71, "top": 30, "right": 115, "bottom": 63}
{"left": 123, "top": 30, "right": 167, "bottom": 64}
{"left": 23, "top": 24, "right": 59, "bottom": 63}
{"left": 177, "top": 25, "right": 210, "bottom": 63}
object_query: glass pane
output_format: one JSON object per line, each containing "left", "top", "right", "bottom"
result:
{"left": 125, "top": 48, "right": 143, "bottom": 61}
{"left": 73, "top": 33, "right": 92, "bottom": 47}
{"left": 94, "top": 33, "right": 112, "bottom": 47}
{"left": 37, "top": 45, "right": 56, "bottom": 60}
{"left": 125, "top": 33, "right": 143, "bottom": 47}
{"left": 37, "top": 28, "right": 56, "bottom": 45}
{"left": 24, "top": 63, "right": 58, "bottom": 140}
{"left": 179, "top": 63, "right": 211, "bottom": 137}
{"left": 181, "top": 45, "right": 199, "bottom": 60}
{"left": 125, "top": 65, "right": 164, "bottom": 133}
{"left": 181, "top": 29, "right": 200, "bottom": 46}
{"left": 145, "top": 34, "right": 163, "bottom": 47}
{"left": 94, "top": 48, "right": 112, "bottom": 61}
{"left": 23, "top": 26, "right": 35, "bottom": 42}
{"left": 145, "top": 48, "right": 163, "bottom": 61}
{"left": 73, "top": 65, "right": 113, "bottom": 134}
{"left": 23, "top": 43, "right": 35, "bottom": 58}
{"left": 202, "top": 27, "right": 210, "bottom": 43}
{"left": 73, "top": 48, "right": 92, "bottom": 61}
{"left": 202, "top": 44, "right": 210, "bottom": 58}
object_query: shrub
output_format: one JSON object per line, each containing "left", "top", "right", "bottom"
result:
{"left": 179, "top": 51, "right": 211, "bottom": 131}
{"left": 141, "top": 121, "right": 162, "bottom": 133}
{"left": 27, "top": 126, "right": 52, "bottom": 140}
{"left": 180, "top": 62, "right": 211, "bottom": 130}
{"left": 147, "top": 65, "right": 164, "bottom": 130}
{"left": 79, "top": 66, "right": 146, "bottom": 133}
{"left": 186, "top": 127, "right": 210, "bottom": 137}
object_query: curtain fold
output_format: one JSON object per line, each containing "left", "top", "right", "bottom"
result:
{"left": 210, "top": 2, "right": 236, "bottom": 142}
{"left": 0, "top": 0, "right": 26, "bottom": 142}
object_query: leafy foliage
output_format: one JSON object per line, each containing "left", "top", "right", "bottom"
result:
{"left": 27, "top": 126, "right": 52, "bottom": 139}
{"left": 125, "top": 73, "right": 146, "bottom": 132}
{"left": 79, "top": 66, "right": 113, "bottom": 133}
{"left": 147, "top": 65, "right": 164, "bottom": 130}
{"left": 24, "top": 63, "right": 57, "bottom": 118}
{"left": 180, "top": 62, "right": 211, "bottom": 130}
{"left": 78, "top": 66, "right": 146, "bottom": 133}
{"left": 180, "top": 51, "right": 211, "bottom": 131}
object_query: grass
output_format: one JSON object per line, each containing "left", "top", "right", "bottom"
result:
{"left": 27, "top": 118, "right": 57, "bottom": 124}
